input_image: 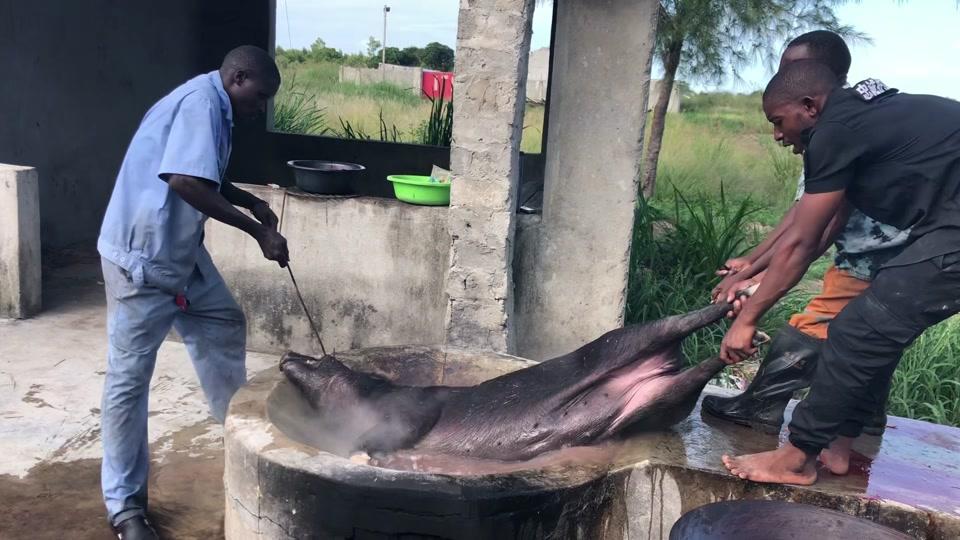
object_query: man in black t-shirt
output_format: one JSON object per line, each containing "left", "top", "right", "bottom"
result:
{"left": 719, "top": 60, "right": 960, "bottom": 485}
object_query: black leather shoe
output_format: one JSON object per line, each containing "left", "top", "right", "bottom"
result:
{"left": 702, "top": 325, "right": 821, "bottom": 433}
{"left": 113, "top": 515, "right": 159, "bottom": 540}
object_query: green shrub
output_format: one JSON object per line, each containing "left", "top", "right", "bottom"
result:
{"left": 626, "top": 186, "right": 765, "bottom": 365}
{"left": 273, "top": 83, "right": 329, "bottom": 135}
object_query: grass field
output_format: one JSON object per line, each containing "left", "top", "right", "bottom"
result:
{"left": 276, "top": 60, "right": 545, "bottom": 151}
{"left": 275, "top": 61, "right": 959, "bottom": 427}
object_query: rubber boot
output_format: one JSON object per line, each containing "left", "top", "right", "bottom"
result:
{"left": 702, "top": 325, "right": 821, "bottom": 434}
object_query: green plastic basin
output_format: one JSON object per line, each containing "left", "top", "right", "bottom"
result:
{"left": 387, "top": 175, "right": 451, "bottom": 206}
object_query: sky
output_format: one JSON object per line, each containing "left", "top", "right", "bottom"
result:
{"left": 276, "top": 0, "right": 960, "bottom": 99}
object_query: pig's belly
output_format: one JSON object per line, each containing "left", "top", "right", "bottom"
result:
{"left": 594, "top": 359, "right": 681, "bottom": 432}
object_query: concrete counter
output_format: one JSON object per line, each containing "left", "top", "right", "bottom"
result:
{"left": 206, "top": 185, "right": 450, "bottom": 355}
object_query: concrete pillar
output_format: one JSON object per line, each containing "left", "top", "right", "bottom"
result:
{"left": 0, "top": 164, "right": 41, "bottom": 319}
{"left": 444, "top": 0, "right": 535, "bottom": 353}
{"left": 518, "top": 0, "right": 660, "bottom": 360}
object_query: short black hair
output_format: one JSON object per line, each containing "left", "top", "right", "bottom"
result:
{"left": 220, "top": 45, "right": 281, "bottom": 86}
{"left": 763, "top": 59, "right": 840, "bottom": 107}
{"left": 786, "top": 30, "right": 851, "bottom": 84}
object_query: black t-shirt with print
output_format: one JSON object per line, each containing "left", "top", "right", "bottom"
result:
{"left": 802, "top": 81, "right": 960, "bottom": 262}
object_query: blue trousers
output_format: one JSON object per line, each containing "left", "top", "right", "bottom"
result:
{"left": 100, "top": 255, "right": 246, "bottom": 526}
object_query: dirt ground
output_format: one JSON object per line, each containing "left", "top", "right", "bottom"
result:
{"left": 0, "top": 255, "right": 277, "bottom": 540}
{"left": 0, "top": 420, "right": 227, "bottom": 540}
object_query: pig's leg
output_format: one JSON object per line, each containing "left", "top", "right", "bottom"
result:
{"left": 581, "top": 302, "right": 733, "bottom": 374}
{"left": 604, "top": 356, "right": 727, "bottom": 435}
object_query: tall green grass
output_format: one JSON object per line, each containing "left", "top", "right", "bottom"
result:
{"left": 626, "top": 187, "right": 760, "bottom": 364}
{"left": 418, "top": 80, "right": 454, "bottom": 147}
{"left": 273, "top": 83, "right": 330, "bottom": 136}
{"left": 337, "top": 110, "right": 403, "bottom": 143}
{"left": 889, "top": 317, "right": 960, "bottom": 426}
{"left": 652, "top": 121, "right": 799, "bottom": 222}
{"left": 280, "top": 61, "right": 423, "bottom": 107}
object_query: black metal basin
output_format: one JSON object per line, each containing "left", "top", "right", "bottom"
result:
{"left": 287, "top": 160, "right": 365, "bottom": 195}
{"left": 670, "top": 500, "right": 911, "bottom": 540}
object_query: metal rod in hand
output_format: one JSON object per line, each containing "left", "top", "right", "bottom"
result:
{"left": 287, "top": 264, "right": 327, "bottom": 356}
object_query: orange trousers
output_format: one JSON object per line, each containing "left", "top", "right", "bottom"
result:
{"left": 788, "top": 265, "right": 870, "bottom": 340}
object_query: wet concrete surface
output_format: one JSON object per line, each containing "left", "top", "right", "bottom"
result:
{"left": 693, "top": 402, "right": 960, "bottom": 520}
{"left": 0, "top": 255, "right": 276, "bottom": 539}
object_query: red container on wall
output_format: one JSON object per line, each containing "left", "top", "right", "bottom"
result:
{"left": 421, "top": 70, "right": 454, "bottom": 101}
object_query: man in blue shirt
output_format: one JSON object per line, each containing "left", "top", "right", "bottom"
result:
{"left": 97, "top": 45, "right": 288, "bottom": 539}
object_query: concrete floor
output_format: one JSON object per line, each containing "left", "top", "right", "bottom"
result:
{"left": 0, "top": 254, "right": 276, "bottom": 539}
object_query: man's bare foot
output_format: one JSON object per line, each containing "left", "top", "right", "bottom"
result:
{"left": 818, "top": 436, "right": 853, "bottom": 475}
{"left": 722, "top": 442, "right": 817, "bottom": 485}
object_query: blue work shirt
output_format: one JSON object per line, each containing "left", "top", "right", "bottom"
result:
{"left": 98, "top": 71, "right": 233, "bottom": 293}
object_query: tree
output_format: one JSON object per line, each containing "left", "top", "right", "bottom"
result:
{"left": 275, "top": 46, "right": 307, "bottom": 66}
{"left": 366, "top": 36, "right": 382, "bottom": 58}
{"left": 641, "top": 0, "right": 863, "bottom": 198}
{"left": 400, "top": 46, "right": 423, "bottom": 66}
{"left": 421, "top": 42, "right": 455, "bottom": 72}
{"left": 380, "top": 46, "right": 421, "bottom": 67}
{"left": 309, "top": 37, "right": 343, "bottom": 63}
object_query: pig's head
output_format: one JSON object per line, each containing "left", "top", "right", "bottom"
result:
{"left": 279, "top": 352, "right": 452, "bottom": 455}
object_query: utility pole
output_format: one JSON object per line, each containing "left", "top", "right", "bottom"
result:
{"left": 382, "top": 5, "right": 390, "bottom": 66}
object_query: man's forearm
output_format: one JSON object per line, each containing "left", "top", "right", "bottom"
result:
{"left": 221, "top": 181, "right": 265, "bottom": 210}
{"left": 738, "top": 235, "right": 819, "bottom": 325}
{"left": 167, "top": 175, "right": 265, "bottom": 240}
{"left": 742, "top": 204, "right": 797, "bottom": 264}
{"left": 733, "top": 229, "right": 798, "bottom": 281}
{"left": 746, "top": 202, "right": 846, "bottom": 278}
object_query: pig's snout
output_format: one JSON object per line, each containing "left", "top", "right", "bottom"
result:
{"left": 280, "top": 352, "right": 314, "bottom": 372}
{"left": 280, "top": 352, "right": 335, "bottom": 372}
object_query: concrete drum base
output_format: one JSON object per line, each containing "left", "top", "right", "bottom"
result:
{"left": 225, "top": 346, "right": 626, "bottom": 539}
{"left": 224, "top": 346, "right": 960, "bottom": 540}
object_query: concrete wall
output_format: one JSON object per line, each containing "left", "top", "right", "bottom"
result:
{"left": 526, "top": 47, "right": 551, "bottom": 102}
{"left": 0, "top": 165, "right": 41, "bottom": 319}
{"left": 443, "top": 0, "right": 536, "bottom": 353}
{"left": 339, "top": 64, "right": 424, "bottom": 95}
{"left": 206, "top": 189, "right": 554, "bottom": 356}
{"left": 0, "top": 1, "right": 209, "bottom": 249}
{"left": 515, "top": 0, "right": 660, "bottom": 361}
{"left": 205, "top": 185, "right": 450, "bottom": 355}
